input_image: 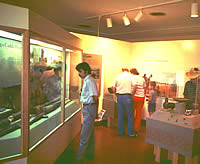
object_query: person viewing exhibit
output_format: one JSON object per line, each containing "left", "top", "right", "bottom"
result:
{"left": 75, "top": 62, "right": 98, "bottom": 163}
{"left": 183, "top": 68, "right": 200, "bottom": 111}
{"left": 130, "top": 68, "right": 146, "bottom": 137}
{"left": 148, "top": 81, "right": 157, "bottom": 116}
{"left": 112, "top": 68, "right": 135, "bottom": 137}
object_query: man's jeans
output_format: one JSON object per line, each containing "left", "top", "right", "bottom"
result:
{"left": 117, "top": 94, "right": 134, "bottom": 135}
{"left": 77, "top": 104, "right": 97, "bottom": 161}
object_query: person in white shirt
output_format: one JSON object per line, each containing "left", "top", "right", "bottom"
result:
{"left": 130, "top": 68, "right": 146, "bottom": 137}
{"left": 112, "top": 68, "right": 135, "bottom": 136}
{"left": 75, "top": 62, "right": 98, "bottom": 163}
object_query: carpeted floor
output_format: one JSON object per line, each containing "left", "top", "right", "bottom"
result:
{"left": 55, "top": 120, "right": 172, "bottom": 164}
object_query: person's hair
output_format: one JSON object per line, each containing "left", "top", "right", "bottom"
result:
{"left": 53, "top": 62, "right": 62, "bottom": 74}
{"left": 76, "top": 62, "right": 91, "bottom": 74}
{"left": 122, "top": 68, "right": 129, "bottom": 72}
{"left": 151, "top": 81, "right": 156, "bottom": 89}
{"left": 130, "top": 68, "right": 139, "bottom": 75}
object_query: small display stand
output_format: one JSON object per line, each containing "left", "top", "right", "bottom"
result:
{"left": 102, "top": 94, "right": 118, "bottom": 128}
{"left": 146, "top": 110, "right": 200, "bottom": 164}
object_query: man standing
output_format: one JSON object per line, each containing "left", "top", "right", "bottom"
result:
{"left": 112, "top": 68, "right": 134, "bottom": 136}
{"left": 184, "top": 68, "right": 200, "bottom": 110}
{"left": 76, "top": 62, "right": 98, "bottom": 163}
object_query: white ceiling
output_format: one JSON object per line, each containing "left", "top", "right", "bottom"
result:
{"left": 1, "top": 0, "right": 200, "bottom": 42}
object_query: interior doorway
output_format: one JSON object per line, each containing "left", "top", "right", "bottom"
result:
{"left": 82, "top": 53, "right": 102, "bottom": 96}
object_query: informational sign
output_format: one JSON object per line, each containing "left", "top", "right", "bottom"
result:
{"left": 0, "top": 37, "right": 22, "bottom": 88}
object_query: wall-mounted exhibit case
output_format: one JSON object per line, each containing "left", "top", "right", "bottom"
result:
{"left": 0, "top": 2, "right": 82, "bottom": 163}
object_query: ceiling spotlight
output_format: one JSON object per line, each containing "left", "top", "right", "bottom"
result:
{"left": 135, "top": 10, "right": 144, "bottom": 22}
{"left": 122, "top": 13, "right": 130, "bottom": 26}
{"left": 106, "top": 17, "right": 112, "bottom": 28}
{"left": 191, "top": 2, "right": 199, "bottom": 17}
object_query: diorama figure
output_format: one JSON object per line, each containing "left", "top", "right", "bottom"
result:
{"left": 43, "top": 63, "right": 62, "bottom": 101}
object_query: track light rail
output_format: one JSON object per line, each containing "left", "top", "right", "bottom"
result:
{"left": 85, "top": 0, "right": 184, "bottom": 19}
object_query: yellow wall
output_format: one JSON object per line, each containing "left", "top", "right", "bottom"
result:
{"left": 131, "top": 40, "right": 200, "bottom": 75}
{"left": 74, "top": 33, "right": 200, "bottom": 98}
{"left": 73, "top": 33, "right": 132, "bottom": 95}
{"left": 130, "top": 40, "right": 200, "bottom": 96}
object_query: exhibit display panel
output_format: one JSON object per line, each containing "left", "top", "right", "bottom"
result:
{"left": 28, "top": 37, "right": 82, "bottom": 150}
{"left": 29, "top": 37, "right": 64, "bottom": 149}
{"left": 0, "top": 30, "right": 82, "bottom": 160}
{"left": 0, "top": 30, "right": 22, "bottom": 159}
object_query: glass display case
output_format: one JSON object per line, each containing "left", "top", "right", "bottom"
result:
{"left": 0, "top": 31, "right": 22, "bottom": 158}
{"left": 0, "top": 29, "right": 82, "bottom": 159}
{"left": 29, "top": 37, "right": 63, "bottom": 149}
{"left": 0, "top": 2, "right": 82, "bottom": 162}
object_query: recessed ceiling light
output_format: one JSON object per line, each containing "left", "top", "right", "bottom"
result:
{"left": 150, "top": 12, "right": 166, "bottom": 16}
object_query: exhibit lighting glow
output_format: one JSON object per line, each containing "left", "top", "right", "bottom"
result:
{"left": 184, "top": 41, "right": 193, "bottom": 49}
{"left": 30, "top": 40, "right": 73, "bottom": 52}
{"left": 65, "top": 49, "right": 73, "bottom": 52}
{"left": 0, "top": 30, "right": 72, "bottom": 52}
{"left": 191, "top": 2, "right": 199, "bottom": 17}
{"left": 0, "top": 30, "right": 22, "bottom": 41}
{"left": 30, "top": 39, "right": 63, "bottom": 51}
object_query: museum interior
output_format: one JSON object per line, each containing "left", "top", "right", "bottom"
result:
{"left": 1, "top": 1, "right": 200, "bottom": 164}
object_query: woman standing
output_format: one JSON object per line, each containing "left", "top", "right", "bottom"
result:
{"left": 130, "top": 68, "right": 146, "bottom": 137}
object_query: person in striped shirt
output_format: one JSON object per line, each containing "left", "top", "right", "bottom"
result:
{"left": 130, "top": 68, "right": 146, "bottom": 137}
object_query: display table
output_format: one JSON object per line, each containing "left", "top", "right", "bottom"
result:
{"left": 146, "top": 110, "right": 200, "bottom": 164}
{"left": 102, "top": 94, "right": 118, "bottom": 127}
{"left": 102, "top": 94, "right": 163, "bottom": 127}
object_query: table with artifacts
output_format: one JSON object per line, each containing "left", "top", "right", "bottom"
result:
{"left": 146, "top": 98, "right": 200, "bottom": 164}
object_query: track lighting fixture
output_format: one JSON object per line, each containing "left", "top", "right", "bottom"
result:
{"left": 122, "top": 13, "right": 130, "bottom": 26}
{"left": 135, "top": 10, "right": 144, "bottom": 22}
{"left": 85, "top": 0, "right": 185, "bottom": 34}
{"left": 191, "top": 2, "right": 199, "bottom": 17}
{"left": 106, "top": 17, "right": 112, "bottom": 28}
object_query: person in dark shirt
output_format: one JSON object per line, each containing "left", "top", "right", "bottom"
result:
{"left": 183, "top": 68, "right": 200, "bottom": 110}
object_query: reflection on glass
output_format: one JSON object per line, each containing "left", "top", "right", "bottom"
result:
{"left": 64, "top": 50, "right": 82, "bottom": 120}
{"left": 29, "top": 41, "right": 63, "bottom": 149}
{"left": 68, "top": 50, "right": 82, "bottom": 105}
{"left": 65, "top": 53, "right": 70, "bottom": 99}
{"left": 0, "top": 33, "right": 22, "bottom": 159}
